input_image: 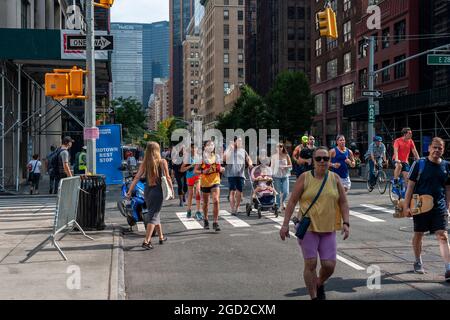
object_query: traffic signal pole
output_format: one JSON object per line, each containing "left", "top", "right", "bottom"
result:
{"left": 368, "top": 36, "right": 375, "bottom": 145}
{"left": 86, "top": 0, "right": 97, "bottom": 174}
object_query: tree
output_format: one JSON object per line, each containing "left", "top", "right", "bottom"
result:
{"left": 265, "top": 71, "right": 315, "bottom": 141}
{"left": 145, "top": 116, "right": 188, "bottom": 148}
{"left": 112, "top": 97, "right": 147, "bottom": 144}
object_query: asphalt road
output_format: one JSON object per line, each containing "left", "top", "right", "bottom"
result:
{"left": 121, "top": 177, "right": 450, "bottom": 300}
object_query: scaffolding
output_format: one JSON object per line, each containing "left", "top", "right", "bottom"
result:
{"left": 0, "top": 60, "right": 84, "bottom": 192}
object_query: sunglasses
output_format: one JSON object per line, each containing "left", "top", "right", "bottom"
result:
{"left": 314, "top": 156, "right": 330, "bottom": 162}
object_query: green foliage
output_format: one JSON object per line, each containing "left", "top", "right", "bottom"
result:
{"left": 112, "top": 97, "right": 146, "bottom": 144}
{"left": 266, "top": 71, "right": 315, "bottom": 141}
{"left": 216, "top": 72, "right": 315, "bottom": 142}
{"left": 144, "top": 116, "right": 188, "bottom": 148}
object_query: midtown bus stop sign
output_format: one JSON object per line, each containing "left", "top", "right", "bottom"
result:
{"left": 66, "top": 35, "right": 114, "bottom": 51}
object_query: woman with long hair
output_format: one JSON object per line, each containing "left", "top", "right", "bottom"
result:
{"left": 271, "top": 143, "right": 292, "bottom": 211}
{"left": 195, "top": 140, "right": 224, "bottom": 231}
{"left": 127, "top": 142, "right": 174, "bottom": 250}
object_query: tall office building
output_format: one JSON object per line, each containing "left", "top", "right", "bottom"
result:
{"left": 170, "top": 0, "right": 195, "bottom": 117}
{"left": 199, "top": 0, "right": 246, "bottom": 127}
{"left": 143, "top": 21, "right": 170, "bottom": 107}
{"left": 256, "top": 0, "right": 311, "bottom": 97}
{"left": 111, "top": 23, "right": 144, "bottom": 104}
{"left": 111, "top": 22, "right": 170, "bottom": 107}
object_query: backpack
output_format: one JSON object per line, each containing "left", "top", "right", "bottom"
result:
{"left": 48, "top": 148, "right": 63, "bottom": 177}
{"left": 413, "top": 157, "right": 448, "bottom": 183}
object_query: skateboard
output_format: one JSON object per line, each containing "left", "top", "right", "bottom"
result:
{"left": 393, "top": 194, "right": 434, "bottom": 218}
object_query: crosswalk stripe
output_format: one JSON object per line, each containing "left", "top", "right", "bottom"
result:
{"left": 219, "top": 210, "right": 250, "bottom": 228}
{"left": 273, "top": 224, "right": 296, "bottom": 238}
{"left": 360, "top": 204, "right": 394, "bottom": 214}
{"left": 336, "top": 255, "right": 365, "bottom": 271}
{"left": 176, "top": 212, "right": 203, "bottom": 230}
{"left": 0, "top": 205, "right": 56, "bottom": 209}
{"left": 350, "top": 210, "right": 385, "bottom": 222}
{"left": 0, "top": 208, "right": 55, "bottom": 213}
{"left": 137, "top": 222, "right": 146, "bottom": 232}
{"left": 0, "top": 212, "right": 54, "bottom": 217}
{"left": 264, "top": 214, "right": 294, "bottom": 226}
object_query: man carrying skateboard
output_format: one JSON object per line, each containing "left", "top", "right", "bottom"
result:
{"left": 404, "top": 137, "right": 450, "bottom": 280}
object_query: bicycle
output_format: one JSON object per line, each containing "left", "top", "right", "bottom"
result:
{"left": 366, "top": 158, "right": 388, "bottom": 194}
{"left": 388, "top": 175, "right": 407, "bottom": 204}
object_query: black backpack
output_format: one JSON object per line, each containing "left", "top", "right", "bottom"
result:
{"left": 48, "top": 148, "right": 63, "bottom": 177}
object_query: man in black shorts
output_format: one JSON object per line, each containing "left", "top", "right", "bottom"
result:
{"left": 404, "top": 137, "right": 450, "bottom": 281}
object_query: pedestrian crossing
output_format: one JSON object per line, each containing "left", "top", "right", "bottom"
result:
{"left": 0, "top": 196, "right": 56, "bottom": 216}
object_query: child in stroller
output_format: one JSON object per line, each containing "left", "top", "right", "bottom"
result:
{"left": 246, "top": 164, "right": 279, "bottom": 218}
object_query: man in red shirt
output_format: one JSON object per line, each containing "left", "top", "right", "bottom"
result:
{"left": 393, "top": 127, "right": 420, "bottom": 187}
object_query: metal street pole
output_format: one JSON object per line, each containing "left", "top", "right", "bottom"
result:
{"left": 368, "top": 36, "right": 375, "bottom": 145}
{"left": 86, "top": 0, "right": 96, "bottom": 174}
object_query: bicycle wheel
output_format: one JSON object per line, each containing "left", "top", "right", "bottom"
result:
{"left": 366, "top": 170, "right": 373, "bottom": 192}
{"left": 377, "top": 170, "right": 388, "bottom": 194}
{"left": 388, "top": 181, "right": 401, "bottom": 204}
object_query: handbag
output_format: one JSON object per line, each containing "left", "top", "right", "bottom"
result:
{"left": 160, "top": 161, "right": 173, "bottom": 201}
{"left": 295, "top": 171, "right": 329, "bottom": 240}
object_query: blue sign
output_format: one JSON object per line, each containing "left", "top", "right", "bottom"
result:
{"left": 96, "top": 124, "right": 123, "bottom": 185}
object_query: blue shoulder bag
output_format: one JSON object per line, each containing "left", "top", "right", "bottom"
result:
{"left": 295, "top": 171, "right": 329, "bottom": 240}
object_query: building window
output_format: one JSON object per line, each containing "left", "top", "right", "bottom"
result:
{"left": 21, "top": 0, "right": 29, "bottom": 29}
{"left": 394, "top": 55, "right": 406, "bottom": 78}
{"left": 298, "top": 49, "right": 305, "bottom": 61}
{"left": 372, "top": 33, "right": 379, "bottom": 52}
{"left": 288, "top": 27, "right": 295, "bottom": 40}
{"left": 288, "top": 7, "right": 296, "bottom": 19}
{"left": 358, "top": 40, "right": 367, "bottom": 58}
{"left": 342, "top": 84, "right": 354, "bottom": 105}
{"left": 238, "top": 0, "right": 243, "bottom": 5}
{"left": 224, "top": 0, "right": 229, "bottom": 5}
{"left": 327, "top": 59, "right": 337, "bottom": 79}
{"left": 238, "top": 39, "right": 243, "bottom": 49}
{"left": 315, "top": 94, "right": 323, "bottom": 115}
{"left": 327, "top": 89, "right": 338, "bottom": 112}
{"left": 224, "top": 24, "right": 230, "bottom": 36}
{"left": 343, "top": 21, "right": 351, "bottom": 42}
{"left": 224, "top": 68, "right": 229, "bottom": 78}
{"left": 237, "top": 25, "right": 243, "bottom": 35}
{"left": 344, "top": 0, "right": 351, "bottom": 11}
{"left": 316, "top": 38, "right": 322, "bottom": 56}
{"left": 394, "top": 20, "right": 406, "bottom": 44}
{"left": 224, "top": 82, "right": 230, "bottom": 93}
{"left": 359, "top": 69, "right": 368, "bottom": 89}
{"left": 224, "top": 38, "right": 229, "bottom": 50}
{"left": 382, "top": 60, "right": 390, "bottom": 82}
{"left": 327, "top": 37, "right": 337, "bottom": 50}
{"left": 224, "top": 53, "right": 229, "bottom": 64}
{"left": 238, "top": 68, "right": 244, "bottom": 78}
{"left": 316, "top": 66, "right": 321, "bottom": 84}
{"left": 343, "top": 52, "right": 351, "bottom": 73}
{"left": 382, "top": 28, "right": 390, "bottom": 49}
{"left": 224, "top": 10, "right": 229, "bottom": 20}
{"left": 238, "top": 53, "right": 244, "bottom": 63}
{"left": 297, "top": 7, "right": 305, "bottom": 19}
{"left": 298, "top": 26, "right": 305, "bottom": 40}
{"left": 238, "top": 10, "right": 244, "bottom": 21}
{"left": 288, "top": 48, "right": 296, "bottom": 61}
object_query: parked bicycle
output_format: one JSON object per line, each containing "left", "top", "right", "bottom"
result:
{"left": 366, "top": 158, "right": 388, "bottom": 194}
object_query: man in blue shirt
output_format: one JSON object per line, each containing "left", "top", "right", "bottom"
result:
{"left": 365, "top": 136, "right": 387, "bottom": 190}
{"left": 405, "top": 137, "right": 450, "bottom": 281}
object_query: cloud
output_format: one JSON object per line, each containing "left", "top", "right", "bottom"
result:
{"left": 111, "top": 0, "right": 169, "bottom": 23}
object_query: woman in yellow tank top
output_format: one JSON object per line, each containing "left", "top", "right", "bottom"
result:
{"left": 280, "top": 146, "right": 350, "bottom": 300}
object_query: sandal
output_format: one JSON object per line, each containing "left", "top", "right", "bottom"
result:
{"left": 159, "top": 236, "right": 168, "bottom": 245}
{"left": 142, "top": 242, "right": 154, "bottom": 250}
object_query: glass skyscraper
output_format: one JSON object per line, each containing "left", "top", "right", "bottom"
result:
{"left": 111, "top": 22, "right": 169, "bottom": 107}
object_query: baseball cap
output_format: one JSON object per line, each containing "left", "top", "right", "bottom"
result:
{"left": 62, "top": 136, "right": 75, "bottom": 144}
{"left": 82, "top": 146, "right": 87, "bottom": 150}
{"left": 373, "top": 136, "right": 382, "bottom": 142}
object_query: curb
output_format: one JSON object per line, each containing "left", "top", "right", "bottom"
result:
{"left": 109, "top": 224, "right": 126, "bottom": 300}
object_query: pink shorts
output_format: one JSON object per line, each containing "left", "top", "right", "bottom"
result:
{"left": 297, "top": 231, "right": 337, "bottom": 261}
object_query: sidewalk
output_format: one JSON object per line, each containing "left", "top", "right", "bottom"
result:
{"left": 0, "top": 185, "right": 126, "bottom": 300}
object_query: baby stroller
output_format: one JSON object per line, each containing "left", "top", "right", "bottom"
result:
{"left": 245, "top": 165, "right": 279, "bottom": 218}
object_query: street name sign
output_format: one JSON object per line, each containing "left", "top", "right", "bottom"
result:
{"left": 427, "top": 54, "right": 450, "bottom": 65}
{"left": 66, "top": 35, "right": 114, "bottom": 51}
{"left": 369, "top": 104, "right": 376, "bottom": 124}
{"left": 362, "top": 90, "right": 383, "bottom": 98}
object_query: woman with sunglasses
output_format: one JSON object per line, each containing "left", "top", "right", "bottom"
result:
{"left": 280, "top": 147, "right": 350, "bottom": 300}
{"left": 329, "top": 135, "right": 356, "bottom": 192}
{"left": 271, "top": 143, "right": 292, "bottom": 211}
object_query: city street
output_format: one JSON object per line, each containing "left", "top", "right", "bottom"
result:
{"left": 122, "top": 178, "right": 450, "bottom": 300}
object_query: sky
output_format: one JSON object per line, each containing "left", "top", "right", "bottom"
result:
{"left": 111, "top": 0, "right": 169, "bottom": 24}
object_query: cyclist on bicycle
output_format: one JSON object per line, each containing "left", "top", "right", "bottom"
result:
{"left": 365, "top": 136, "right": 387, "bottom": 191}
{"left": 392, "top": 127, "right": 420, "bottom": 189}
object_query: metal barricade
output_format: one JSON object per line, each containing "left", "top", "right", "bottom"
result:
{"left": 21, "top": 176, "right": 94, "bottom": 262}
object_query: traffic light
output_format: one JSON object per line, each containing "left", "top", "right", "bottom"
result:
{"left": 317, "top": 7, "right": 338, "bottom": 39}
{"left": 95, "top": 0, "right": 114, "bottom": 9}
{"left": 45, "top": 66, "right": 87, "bottom": 100}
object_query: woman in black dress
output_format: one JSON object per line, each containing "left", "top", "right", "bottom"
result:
{"left": 127, "top": 142, "right": 174, "bottom": 249}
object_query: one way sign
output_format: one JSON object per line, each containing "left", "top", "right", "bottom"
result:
{"left": 362, "top": 90, "right": 383, "bottom": 98}
{"left": 66, "top": 35, "right": 114, "bottom": 51}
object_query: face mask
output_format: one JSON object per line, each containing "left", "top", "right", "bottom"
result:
{"left": 205, "top": 145, "right": 214, "bottom": 153}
